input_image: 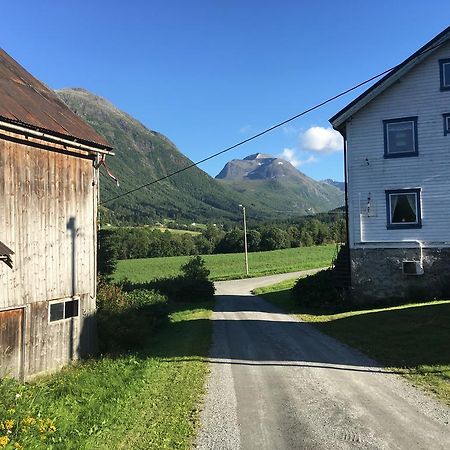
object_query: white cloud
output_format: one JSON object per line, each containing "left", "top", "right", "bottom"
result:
{"left": 278, "top": 148, "right": 318, "bottom": 168}
{"left": 300, "top": 126, "right": 343, "bottom": 153}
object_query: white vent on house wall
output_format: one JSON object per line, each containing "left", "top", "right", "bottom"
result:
{"left": 402, "top": 261, "right": 424, "bottom": 276}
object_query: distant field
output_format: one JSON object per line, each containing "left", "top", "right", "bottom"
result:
{"left": 114, "top": 244, "right": 336, "bottom": 282}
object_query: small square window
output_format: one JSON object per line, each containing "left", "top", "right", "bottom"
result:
{"left": 439, "top": 59, "right": 450, "bottom": 91}
{"left": 65, "top": 299, "right": 79, "bottom": 319}
{"left": 386, "top": 189, "right": 422, "bottom": 229}
{"left": 49, "top": 298, "right": 80, "bottom": 322}
{"left": 444, "top": 114, "right": 450, "bottom": 136}
{"left": 50, "top": 302, "right": 64, "bottom": 322}
{"left": 383, "top": 117, "right": 418, "bottom": 158}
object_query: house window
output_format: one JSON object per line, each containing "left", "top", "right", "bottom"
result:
{"left": 444, "top": 114, "right": 450, "bottom": 136}
{"left": 49, "top": 298, "right": 79, "bottom": 322}
{"left": 439, "top": 59, "right": 450, "bottom": 91}
{"left": 383, "top": 117, "right": 418, "bottom": 158}
{"left": 386, "top": 189, "right": 421, "bottom": 229}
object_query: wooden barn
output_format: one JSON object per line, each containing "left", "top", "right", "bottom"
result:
{"left": 0, "top": 49, "right": 113, "bottom": 380}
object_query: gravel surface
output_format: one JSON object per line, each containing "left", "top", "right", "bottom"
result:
{"left": 195, "top": 272, "right": 450, "bottom": 450}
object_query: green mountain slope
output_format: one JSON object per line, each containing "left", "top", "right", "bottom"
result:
{"left": 57, "top": 88, "right": 249, "bottom": 224}
{"left": 57, "top": 89, "right": 343, "bottom": 224}
{"left": 216, "top": 154, "right": 344, "bottom": 215}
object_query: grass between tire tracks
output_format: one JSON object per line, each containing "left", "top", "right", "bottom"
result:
{"left": 114, "top": 244, "right": 336, "bottom": 283}
{"left": 0, "top": 303, "right": 212, "bottom": 449}
{"left": 255, "top": 279, "right": 450, "bottom": 406}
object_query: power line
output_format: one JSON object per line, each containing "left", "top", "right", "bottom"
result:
{"left": 100, "top": 39, "right": 444, "bottom": 205}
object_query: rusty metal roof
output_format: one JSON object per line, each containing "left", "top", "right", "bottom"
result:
{"left": 0, "top": 48, "right": 112, "bottom": 150}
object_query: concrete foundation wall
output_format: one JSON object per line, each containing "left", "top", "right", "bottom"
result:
{"left": 350, "top": 247, "right": 450, "bottom": 303}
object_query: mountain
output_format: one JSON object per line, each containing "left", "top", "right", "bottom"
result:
{"left": 56, "top": 88, "right": 253, "bottom": 225}
{"left": 216, "top": 154, "right": 344, "bottom": 215}
{"left": 322, "top": 179, "right": 345, "bottom": 192}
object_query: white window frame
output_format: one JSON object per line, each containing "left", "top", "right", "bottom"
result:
{"left": 383, "top": 117, "right": 418, "bottom": 158}
{"left": 48, "top": 297, "right": 80, "bottom": 323}
{"left": 385, "top": 189, "right": 422, "bottom": 229}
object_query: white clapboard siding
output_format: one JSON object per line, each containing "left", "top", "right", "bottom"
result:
{"left": 346, "top": 40, "right": 450, "bottom": 248}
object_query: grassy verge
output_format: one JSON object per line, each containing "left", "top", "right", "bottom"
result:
{"left": 0, "top": 303, "right": 212, "bottom": 450}
{"left": 254, "top": 279, "right": 450, "bottom": 406}
{"left": 114, "top": 244, "right": 335, "bottom": 283}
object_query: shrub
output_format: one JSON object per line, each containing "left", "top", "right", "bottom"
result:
{"left": 124, "top": 256, "right": 215, "bottom": 303}
{"left": 291, "top": 269, "right": 347, "bottom": 309}
{"left": 97, "top": 280, "right": 168, "bottom": 353}
{"left": 180, "top": 255, "right": 210, "bottom": 279}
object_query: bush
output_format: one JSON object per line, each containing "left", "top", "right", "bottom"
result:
{"left": 123, "top": 256, "right": 215, "bottom": 303}
{"left": 291, "top": 269, "right": 347, "bottom": 309}
{"left": 97, "top": 280, "right": 168, "bottom": 353}
{"left": 180, "top": 255, "right": 210, "bottom": 279}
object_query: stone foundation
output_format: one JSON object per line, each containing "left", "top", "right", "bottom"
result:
{"left": 350, "top": 247, "right": 450, "bottom": 303}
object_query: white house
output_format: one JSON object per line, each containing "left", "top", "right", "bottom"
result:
{"left": 330, "top": 26, "right": 450, "bottom": 302}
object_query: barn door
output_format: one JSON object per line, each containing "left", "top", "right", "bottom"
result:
{"left": 0, "top": 308, "right": 24, "bottom": 379}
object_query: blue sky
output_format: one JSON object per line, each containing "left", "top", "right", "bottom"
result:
{"left": 2, "top": 1, "right": 448, "bottom": 182}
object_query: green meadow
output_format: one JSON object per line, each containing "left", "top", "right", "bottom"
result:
{"left": 114, "top": 244, "right": 336, "bottom": 282}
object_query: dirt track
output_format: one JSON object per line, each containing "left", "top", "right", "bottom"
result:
{"left": 196, "top": 272, "right": 450, "bottom": 449}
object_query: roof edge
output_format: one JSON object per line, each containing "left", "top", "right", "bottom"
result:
{"left": 330, "top": 25, "right": 450, "bottom": 129}
{"left": 0, "top": 115, "right": 113, "bottom": 152}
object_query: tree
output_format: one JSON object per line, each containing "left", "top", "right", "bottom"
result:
{"left": 97, "top": 229, "right": 119, "bottom": 278}
{"left": 260, "top": 227, "right": 290, "bottom": 251}
{"left": 247, "top": 229, "right": 261, "bottom": 252}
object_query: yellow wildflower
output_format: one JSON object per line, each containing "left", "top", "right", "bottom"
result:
{"left": 4, "top": 420, "right": 14, "bottom": 431}
{"left": 0, "top": 436, "right": 10, "bottom": 448}
{"left": 22, "top": 416, "right": 36, "bottom": 427}
{"left": 13, "top": 443, "right": 24, "bottom": 450}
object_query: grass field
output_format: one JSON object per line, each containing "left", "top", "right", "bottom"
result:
{"left": 255, "top": 279, "right": 450, "bottom": 406}
{"left": 114, "top": 244, "right": 336, "bottom": 283}
{"left": 0, "top": 303, "right": 212, "bottom": 449}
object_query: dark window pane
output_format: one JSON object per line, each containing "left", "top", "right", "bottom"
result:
{"left": 391, "top": 194, "right": 417, "bottom": 223}
{"left": 444, "top": 63, "right": 450, "bottom": 87}
{"left": 446, "top": 116, "right": 450, "bottom": 133}
{"left": 65, "top": 300, "right": 79, "bottom": 318}
{"left": 387, "top": 122, "right": 415, "bottom": 154}
{"left": 50, "top": 302, "right": 64, "bottom": 322}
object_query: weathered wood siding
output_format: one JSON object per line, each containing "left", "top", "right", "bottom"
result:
{"left": 0, "top": 132, "right": 97, "bottom": 378}
{"left": 346, "top": 40, "right": 450, "bottom": 248}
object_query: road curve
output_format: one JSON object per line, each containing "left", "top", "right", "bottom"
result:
{"left": 195, "top": 274, "right": 450, "bottom": 450}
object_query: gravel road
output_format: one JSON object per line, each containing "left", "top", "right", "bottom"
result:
{"left": 195, "top": 271, "right": 450, "bottom": 450}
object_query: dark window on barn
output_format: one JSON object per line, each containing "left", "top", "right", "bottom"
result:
{"left": 439, "top": 59, "right": 450, "bottom": 91}
{"left": 50, "top": 303, "right": 64, "bottom": 322}
{"left": 49, "top": 298, "right": 79, "bottom": 322}
{"left": 386, "top": 189, "right": 422, "bottom": 229}
{"left": 444, "top": 114, "right": 450, "bottom": 136}
{"left": 383, "top": 118, "right": 418, "bottom": 158}
{"left": 65, "top": 299, "right": 79, "bottom": 319}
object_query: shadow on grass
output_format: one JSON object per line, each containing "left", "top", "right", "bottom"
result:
{"left": 119, "top": 294, "right": 449, "bottom": 378}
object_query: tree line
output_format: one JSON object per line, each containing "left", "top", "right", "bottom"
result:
{"left": 98, "top": 214, "right": 346, "bottom": 267}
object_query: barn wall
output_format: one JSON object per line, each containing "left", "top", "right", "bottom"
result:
{"left": 0, "top": 132, "right": 98, "bottom": 378}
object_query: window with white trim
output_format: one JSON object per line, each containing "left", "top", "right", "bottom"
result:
{"left": 383, "top": 117, "right": 418, "bottom": 157}
{"left": 440, "top": 58, "right": 450, "bottom": 91}
{"left": 49, "top": 298, "right": 79, "bottom": 322}
{"left": 386, "top": 189, "right": 421, "bottom": 229}
{"left": 444, "top": 113, "right": 450, "bottom": 136}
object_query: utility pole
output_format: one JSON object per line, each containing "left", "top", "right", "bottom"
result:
{"left": 239, "top": 204, "right": 249, "bottom": 276}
